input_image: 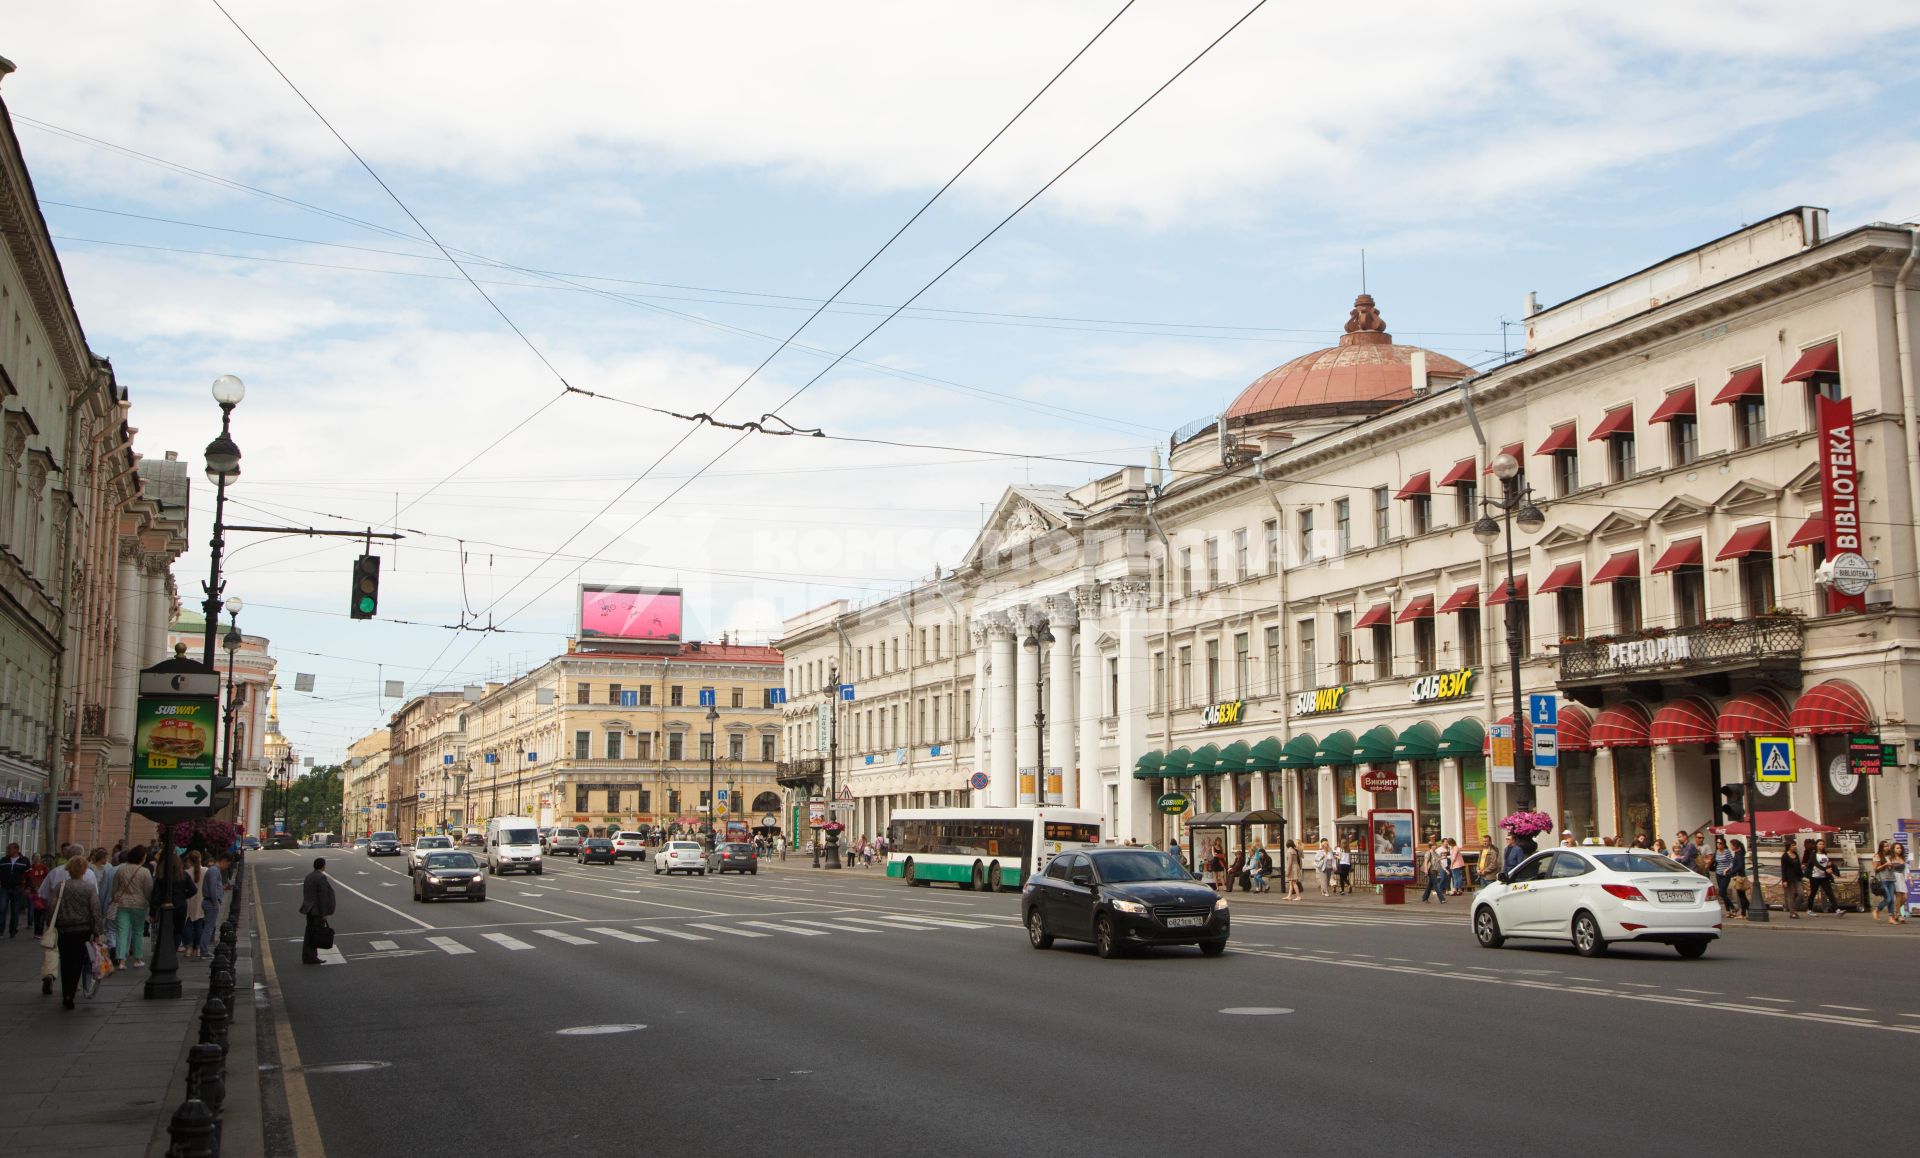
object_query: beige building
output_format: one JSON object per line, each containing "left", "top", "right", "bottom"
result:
{"left": 782, "top": 207, "right": 1920, "bottom": 875}
{"left": 386, "top": 691, "right": 466, "bottom": 838}
{"left": 342, "top": 728, "right": 390, "bottom": 840}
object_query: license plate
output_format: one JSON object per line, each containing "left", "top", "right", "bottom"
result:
{"left": 445, "top": 885, "right": 466, "bottom": 892}
{"left": 1657, "top": 890, "right": 1692, "bottom": 903}
{"left": 1166, "top": 915, "right": 1205, "bottom": 928}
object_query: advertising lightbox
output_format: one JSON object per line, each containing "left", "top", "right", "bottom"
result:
{"left": 578, "top": 585, "right": 683, "bottom": 642}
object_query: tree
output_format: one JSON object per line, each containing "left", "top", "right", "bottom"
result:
{"left": 284, "top": 765, "right": 345, "bottom": 837}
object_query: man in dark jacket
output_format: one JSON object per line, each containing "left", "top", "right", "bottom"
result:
{"left": 299, "top": 858, "right": 336, "bottom": 964}
{"left": 0, "top": 842, "right": 31, "bottom": 937}
{"left": 1502, "top": 833, "right": 1525, "bottom": 873}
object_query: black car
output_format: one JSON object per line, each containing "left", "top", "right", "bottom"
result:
{"left": 367, "top": 831, "right": 402, "bottom": 857}
{"left": 240, "top": 836, "right": 261, "bottom": 851}
{"left": 265, "top": 833, "right": 299, "bottom": 850}
{"left": 1022, "top": 847, "right": 1230, "bottom": 958}
{"left": 579, "top": 837, "right": 617, "bottom": 865}
{"left": 711, "top": 842, "right": 759, "bottom": 875}
{"left": 413, "top": 851, "right": 487, "bottom": 902}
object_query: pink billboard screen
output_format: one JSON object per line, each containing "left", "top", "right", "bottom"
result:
{"left": 578, "top": 586, "right": 683, "bottom": 642}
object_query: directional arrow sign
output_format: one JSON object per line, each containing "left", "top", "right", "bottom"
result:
{"left": 185, "top": 785, "right": 208, "bottom": 804}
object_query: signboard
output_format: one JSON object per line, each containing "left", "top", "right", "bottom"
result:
{"left": 1367, "top": 808, "right": 1417, "bottom": 884}
{"left": 968, "top": 771, "right": 989, "bottom": 791}
{"left": 1816, "top": 395, "right": 1866, "bottom": 613}
{"left": 577, "top": 584, "right": 684, "bottom": 642}
{"left": 1461, "top": 762, "right": 1489, "bottom": 846}
{"left": 1359, "top": 768, "right": 1398, "bottom": 794}
{"left": 815, "top": 703, "right": 834, "bottom": 747}
{"left": 1533, "top": 728, "right": 1558, "bottom": 770}
{"left": 1155, "top": 790, "right": 1191, "bottom": 815}
{"left": 1848, "top": 734, "right": 1883, "bottom": 776}
{"left": 698, "top": 687, "right": 716, "bottom": 708}
{"left": 1528, "top": 694, "right": 1557, "bottom": 728}
{"left": 133, "top": 689, "right": 219, "bottom": 810}
{"left": 1291, "top": 687, "right": 1348, "bottom": 717}
{"left": 760, "top": 814, "right": 779, "bottom": 828}
{"left": 1018, "top": 766, "right": 1038, "bottom": 807}
{"left": 1408, "top": 669, "right": 1475, "bottom": 704}
{"left": 56, "top": 792, "right": 82, "bottom": 814}
{"left": 1754, "top": 736, "right": 1796, "bottom": 782}
{"left": 1200, "top": 700, "right": 1246, "bottom": 727}
{"left": 1489, "top": 724, "right": 1515, "bottom": 784}
{"left": 1603, "top": 636, "right": 1692, "bottom": 670}
{"left": 807, "top": 799, "right": 826, "bottom": 828}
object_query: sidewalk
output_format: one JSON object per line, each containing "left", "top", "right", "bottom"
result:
{"left": 0, "top": 900, "right": 264, "bottom": 1158}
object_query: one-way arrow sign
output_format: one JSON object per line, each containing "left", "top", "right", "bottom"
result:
{"left": 185, "top": 785, "right": 208, "bottom": 804}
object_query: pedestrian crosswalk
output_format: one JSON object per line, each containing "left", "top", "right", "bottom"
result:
{"left": 346, "top": 911, "right": 1001, "bottom": 962}
{"left": 1234, "top": 908, "right": 1464, "bottom": 930}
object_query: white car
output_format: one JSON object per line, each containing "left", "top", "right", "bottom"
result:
{"left": 1471, "top": 846, "right": 1721, "bottom": 958}
{"left": 408, "top": 835, "right": 455, "bottom": 872}
{"left": 654, "top": 841, "right": 707, "bottom": 876}
{"left": 612, "top": 832, "right": 648, "bottom": 861}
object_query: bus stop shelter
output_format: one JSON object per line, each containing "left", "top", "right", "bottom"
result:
{"left": 1183, "top": 810, "right": 1285, "bottom": 879}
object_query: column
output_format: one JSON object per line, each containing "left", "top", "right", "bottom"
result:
{"left": 1438, "top": 757, "right": 1462, "bottom": 841}
{"left": 144, "top": 560, "right": 169, "bottom": 664}
{"left": 1592, "top": 748, "right": 1619, "bottom": 839}
{"left": 1111, "top": 579, "right": 1154, "bottom": 842}
{"left": 988, "top": 617, "right": 1017, "bottom": 808}
{"left": 1014, "top": 605, "right": 1041, "bottom": 807}
{"left": 1651, "top": 745, "right": 1681, "bottom": 840}
{"left": 1074, "top": 585, "right": 1102, "bottom": 813}
{"left": 109, "top": 542, "right": 144, "bottom": 742}
{"left": 1317, "top": 768, "right": 1337, "bottom": 840}
{"left": 1047, "top": 595, "right": 1075, "bottom": 808}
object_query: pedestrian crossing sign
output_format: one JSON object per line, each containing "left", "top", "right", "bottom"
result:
{"left": 1754, "top": 736, "right": 1796, "bottom": 782}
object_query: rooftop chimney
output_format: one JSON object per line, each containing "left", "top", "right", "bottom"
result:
{"left": 1523, "top": 291, "right": 1540, "bottom": 318}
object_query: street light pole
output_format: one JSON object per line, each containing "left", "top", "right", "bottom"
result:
{"left": 1024, "top": 622, "right": 1055, "bottom": 806}
{"left": 221, "top": 600, "right": 244, "bottom": 820}
{"left": 824, "top": 666, "right": 842, "bottom": 869}
{"left": 706, "top": 705, "right": 719, "bottom": 849}
{"left": 1474, "top": 453, "right": 1546, "bottom": 853}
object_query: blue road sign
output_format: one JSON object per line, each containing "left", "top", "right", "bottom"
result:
{"left": 443, "top": 754, "right": 455, "bottom": 764}
{"left": 484, "top": 753, "right": 497, "bottom": 764}
{"left": 769, "top": 688, "right": 788, "bottom": 704}
{"left": 1533, "top": 725, "right": 1559, "bottom": 770}
{"left": 841, "top": 684, "right": 856, "bottom": 701}
{"left": 1528, "top": 693, "right": 1558, "bottom": 728}
{"left": 698, "top": 687, "right": 716, "bottom": 708}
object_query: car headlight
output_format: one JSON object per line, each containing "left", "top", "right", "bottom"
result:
{"left": 1214, "top": 896, "right": 1230, "bottom": 911}
{"left": 1110, "top": 899, "right": 1148, "bottom": 915}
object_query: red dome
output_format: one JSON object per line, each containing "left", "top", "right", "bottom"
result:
{"left": 1225, "top": 295, "right": 1472, "bottom": 424}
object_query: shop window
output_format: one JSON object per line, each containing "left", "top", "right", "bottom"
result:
{"left": 1613, "top": 748, "right": 1654, "bottom": 845}
{"left": 1740, "top": 554, "right": 1776, "bottom": 616}
{"left": 1371, "top": 624, "right": 1393, "bottom": 680}
{"left": 1415, "top": 762, "right": 1441, "bottom": 845}
{"left": 1612, "top": 579, "right": 1642, "bottom": 635}
{"left": 1336, "top": 767, "right": 1357, "bottom": 817}
{"left": 1413, "top": 617, "right": 1435, "bottom": 670}
{"left": 1373, "top": 487, "right": 1391, "bottom": 544}
{"left": 1458, "top": 608, "right": 1481, "bottom": 667}
{"left": 1335, "top": 612, "right": 1354, "bottom": 683}
{"left": 1335, "top": 499, "right": 1351, "bottom": 555}
{"left": 1674, "top": 565, "right": 1706, "bottom": 628}
{"left": 1298, "top": 771, "right": 1321, "bottom": 843}
{"left": 1734, "top": 398, "right": 1766, "bottom": 449}
{"left": 1296, "top": 621, "right": 1315, "bottom": 688}
{"left": 1813, "top": 734, "right": 1871, "bottom": 842}
{"left": 1557, "top": 752, "right": 1597, "bottom": 842}
{"left": 1607, "top": 434, "right": 1636, "bottom": 483}
{"left": 1668, "top": 416, "right": 1698, "bottom": 466}
{"left": 1557, "top": 588, "right": 1584, "bottom": 640}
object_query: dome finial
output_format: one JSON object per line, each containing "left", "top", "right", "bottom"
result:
{"left": 1345, "top": 293, "right": 1386, "bottom": 335}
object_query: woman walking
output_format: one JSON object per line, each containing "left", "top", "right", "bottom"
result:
{"left": 1872, "top": 841, "right": 1898, "bottom": 923}
{"left": 1805, "top": 839, "right": 1843, "bottom": 915}
{"left": 49, "top": 855, "right": 104, "bottom": 1010}
{"left": 1336, "top": 843, "right": 1354, "bottom": 894}
{"left": 1891, "top": 842, "right": 1909, "bottom": 924}
{"left": 1284, "top": 840, "right": 1303, "bottom": 900}
{"left": 1315, "top": 841, "right": 1336, "bottom": 896}
{"left": 178, "top": 852, "right": 208, "bottom": 959}
{"left": 110, "top": 848, "right": 153, "bottom": 967}
{"left": 1780, "top": 840, "right": 1804, "bottom": 918}
{"left": 1711, "top": 835, "right": 1736, "bottom": 917}
{"left": 1727, "top": 839, "right": 1751, "bottom": 919}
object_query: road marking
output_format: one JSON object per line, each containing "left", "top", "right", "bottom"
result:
{"left": 481, "top": 932, "right": 534, "bottom": 950}
{"left": 1384, "top": 957, "right": 1413, "bottom": 962}
{"left": 1619, "top": 982, "right": 1661, "bottom": 989}
{"left": 1676, "top": 988, "right": 1721, "bottom": 995}
{"left": 688, "top": 923, "right": 769, "bottom": 938}
{"left": 870, "top": 913, "right": 992, "bottom": 930}
{"left": 370, "top": 939, "right": 399, "bottom": 951}
{"left": 427, "top": 937, "right": 473, "bottom": 955}
{"left": 487, "top": 896, "right": 588, "bottom": 920}
{"left": 533, "top": 928, "right": 596, "bottom": 945}
{"left": 644, "top": 926, "right": 711, "bottom": 941}
{"left": 316, "top": 946, "right": 347, "bottom": 966}
{"left": 1748, "top": 996, "right": 1793, "bottom": 1004}
{"left": 586, "top": 927, "right": 656, "bottom": 943}
{"left": 743, "top": 921, "right": 829, "bottom": 936}
{"left": 322, "top": 871, "right": 437, "bottom": 929}
{"left": 1899, "top": 1013, "right": 1920, "bottom": 1020}
{"left": 789, "top": 920, "right": 880, "bottom": 933}
{"left": 380, "top": 882, "right": 397, "bottom": 887}
{"left": 1822, "top": 1004, "right": 1871, "bottom": 1012}
{"left": 838, "top": 916, "right": 940, "bottom": 930}
{"left": 1220, "top": 1007, "right": 1294, "bottom": 1016}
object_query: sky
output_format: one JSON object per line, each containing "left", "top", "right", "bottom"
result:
{"left": 9, "top": 1, "right": 1920, "bottom": 763}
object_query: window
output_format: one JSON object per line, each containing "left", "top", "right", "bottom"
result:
{"left": 918, "top": 628, "right": 927, "bottom": 663}
{"left": 1297, "top": 620, "right": 1316, "bottom": 688}
{"left": 1205, "top": 640, "right": 1220, "bottom": 701}
{"left": 670, "top": 685, "right": 684, "bottom": 706}
{"left": 1298, "top": 509, "right": 1315, "bottom": 561}
{"left": 1556, "top": 588, "right": 1584, "bottom": 639}
{"left": 668, "top": 733, "right": 685, "bottom": 760}
{"left": 1204, "top": 539, "right": 1219, "bottom": 588}
{"left": 607, "top": 788, "right": 623, "bottom": 813}
{"left": 1607, "top": 434, "right": 1635, "bottom": 483}
{"left": 1152, "top": 653, "right": 1166, "bottom": 712}
{"left": 606, "top": 731, "right": 624, "bottom": 761}
{"left": 1335, "top": 499, "right": 1351, "bottom": 554}
{"left": 1673, "top": 565, "right": 1706, "bottom": 628}
{"left": 607, "top": 683, "right": 622, "bottom": 705}
{"left": 1455, "top": 480, "right": 1477, "bottom": 525}
{"left": 1459, "top": 607, "right": 1481, "bottom": 667}
{"left": 1407, "top": 494, "right": 1431, "bottom": 536}
{"left": 576, "top": 682, "right": 590, "bottom": 705}
{"left": 1234, "top": 633, "right": 1251, "bottom": 695}
{"left": 1740, "top": 553, "right": 1776, "bottom": 616}
{"left": 1413, "top": 617, "right": 1435, "bottom": 670}
{"left": 1334, "top": 612, "right": 1353, "bottom": 682}
{"left": 1265, "top": 626, "right": 1281, "bottom": 693}
{"left": 932, "top": 695, "right": 942, "bottom": 737}
{"left": 1235, "top": 529, "right": 1250, "bottom": 580}
{"left": 1178, "top": 646, "right": 1192, "bottom": 706}
{"left": 638, "top": 685, "right": 652, "bottom": 707}
{"left": 761, "top": 734, "right": 776, "bottom": 762}
{"left": 699, "top": 733, "right": 714, "bottom": 761}
{"left": 1373, "top": 486, "right": 1391, "bottom": 544}
{"left": 731, "top": 687, "right": 744, "bottom": 709}
{"left": 963, "top": 689, "right": 973, "bottom": 736}
{"left": 1552, "top": 449, "right": 1579, "bottom": 497}
{"left": 1371, "top": 623, "right": 1392, "bottom": 680}
{"left": 636, "top": 734, "right": 652, "bottom": 760}
{"left": 668, "top": 790, "right": 681, "bottom": 815}
{"left": 576, "top": 785, "right": 591, "bottom": 811}
{"left": 1669, "top": 416, "right": 1698, "bottom": 466}
{"left": 729, "top": 734, "right": 745, "bottom": 761}
{"left": 1513, "top": 600, "right": 1533, "bottom": 658}
{"left": 574, "top": 731, "right": 591, "bottom": 760}
{"left": 1612, "top": 579, "right": 1643, "bottom": 635}
{"left": 1734, "top": 398, "right": 1766, "bottom": 449}
{"left": 1264, "top": 519, "right": 1280, "bottom": 574}
{"left": 1180, "top": 548, "right": 1193, "bottom": 596}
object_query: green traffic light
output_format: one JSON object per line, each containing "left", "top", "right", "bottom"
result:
{"left": 357, "top": 596, "right": 376, "bottom": 613}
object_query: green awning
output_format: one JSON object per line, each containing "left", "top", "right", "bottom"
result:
{"left": 1164, "top": 747, "right": 1193, "bottom": 776}
{"left": 1190, "top": 743, "right": 1222, "bottom": 776}
{"left": 1132, "top": 750, "right": 1166, "bottom": 780}
{"left": 1393, "top": 720, "right": 1441, "bottom": 760}
{"left": 1435, "top": 717, "right": 1487, "bottom": 757}
{"left": 1313, "top": 729, "right": 1356, "bottom": 766}
{"left": 1275, "top": 734, "right": 1318, "bottom": 768}
{"left": 1355, "top": 725, "right": 1398, "bottom": 764}
{"left": 1219, "top": 740, "right": 1252, "bottom": 770}
{"left": 1248, "top": 736, "right": 1284, "bottom": 771}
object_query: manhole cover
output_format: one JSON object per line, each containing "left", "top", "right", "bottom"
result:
{"left": 1219, "top": 1007, "right": 1294, "bottom": 1016}
{"left": 555, "top": 1024, "right": 647, "bottom": 1036}
{"left": 302, "top": 1061, "right": 391, "bottom": 1074}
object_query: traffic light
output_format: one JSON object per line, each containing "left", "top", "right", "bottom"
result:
{"left": 208, "top": 774, "right": 235, "bottom": 816}
{"left": 1718, "top": 782, "right": 1746, "bottom": 822}
{"left": 349, "top": 554, "right": 381, "bottom": 619}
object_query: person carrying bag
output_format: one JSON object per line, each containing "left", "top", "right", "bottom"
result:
{"left": 299, "top": 857, "right": 337, "bottom": 963}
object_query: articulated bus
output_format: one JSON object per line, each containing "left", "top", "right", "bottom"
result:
{"left": 885, "top": 807, "right": 1102, "bottom": 890}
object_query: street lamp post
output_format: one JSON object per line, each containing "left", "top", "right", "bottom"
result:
{"left": 824, "top": 666, "right": 842, "bottom": 869}
{"left": 1024, "top": 621, "right": 1056, "bottom": 806}
{"left": 1473, "top": 452, "right": 1547, "bottom": 854}
{"left": 705, "top": 705, "right": 719, "bottom": 849}
{"left": 220, "top": 599, "right": 244, "bottom": 817}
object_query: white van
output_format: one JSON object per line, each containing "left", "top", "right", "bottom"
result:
{"left": 485, "top": 816, "right": 544, "bottom": 876}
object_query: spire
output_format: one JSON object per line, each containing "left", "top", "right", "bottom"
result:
{"left": 1340, "top": 293, "right": 1391, "bottom": 346}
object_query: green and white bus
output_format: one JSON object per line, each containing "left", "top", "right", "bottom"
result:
{"left": 885, "top": 807, "right": 1102, "bottom": 890}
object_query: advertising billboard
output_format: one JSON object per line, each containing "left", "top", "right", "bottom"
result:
{"left": 1367, "top": 809, "right": 1417, "bottom": 884}
{"left": 133, "top": 693, "right": 218, "bottom": 810}
{"left": 578, "top": 585, "right": 683, "bottom": 642}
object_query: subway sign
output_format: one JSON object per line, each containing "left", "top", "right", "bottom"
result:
{"left": 1200, "top": 700, "right": 1247, "bottom": 727}
{"left": 1408, "top": 668, "right": 1476, "bottom": 704}
{"left": 1291, "top": 686, "right": 1349, "bottom": 717}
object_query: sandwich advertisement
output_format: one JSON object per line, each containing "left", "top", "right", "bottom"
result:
{"left": 133, "top": 695, "right": 218, "bottom": 809}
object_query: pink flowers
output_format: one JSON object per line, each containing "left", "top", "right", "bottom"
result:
{"left": 1499, "top": 810, "right": 1555, "bottom": 837}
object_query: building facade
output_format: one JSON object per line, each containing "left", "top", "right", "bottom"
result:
{"left": 781, "top": 208, "right": 1920, "bottom": 872}
{"left": 342, "top": 729, "right": 390, "bottom": 841}
{"left": 386, "top": 692, "right": 466, "bottom": 839}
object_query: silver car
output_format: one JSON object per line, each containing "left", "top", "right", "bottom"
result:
{"left": 546, "top": 830, "right": 583, "bottom": 856}
{"left": 408, "top": 835, "right": 455, "bottom": 873}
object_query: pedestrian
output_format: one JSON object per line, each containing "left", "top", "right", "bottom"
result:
{"left": 1711, "top": 836, "right": 1735, "bottom": 916}
{"left": 1448, "top": 839, "right": 1467, "bottom": 895}
{"left": 1167, "top": 836, "right": 1184, "bottom": 869}
{"left": 150, "top": 850, "right": 198, "bottom": 958}
{"left": 176, "top": 851, "right": 208, "bottom": 959}
{"left": 1204, "top": 843, "right": 1226, "bottom": 890}
{"left": 1653, "top": 838, "right": 1669, "bottom": 856}
{"left": 299, "top": 857, "right": 336, "bottom": 964}
{"left": 1871, "top": 841, "right": 1899, "bottom": 923}
{"left": 1727, "top": 839, "right": 1751, "bottom": 919}
{"left": 1890, "top": 841, "right": 1909, "bottom": 924}
{"left": 1476, "top": 837, "right": 1497, "bottom": 889}
{"left": 1804, "top": 839, "right": 1842, "bottom": 915}
{"left": 47, "top": 855, "right": 104, "bottom": 1010}
{"left": 1420, "top": 842, "right": 1449, "bottom": 903}
{"left": 0, "top": 841, "right": 30, "bottom": 937}
{"left": 1630, "top": 832, "right": 1649, "bottom": 850}
{"left": 1502, "top": 832, "right": 1524, "bottom": 874}
{"left": 1674, "top": 829, "right": 1700, "bottom": 871}
{"left": 1284, "top": 840, "right": 1303, "bottom": 899}
{"left": 1558, "top": 830, "right": 1576, "bottom": 848}
{"left": 1316, "top": 841, "right": 1336, "bottom": 896}
{"left": 109, "top": 847, "right": 153, "bottom": 968}
{"left": 200, "top": 853, "right": 229, "bottom": 956}
{"left": 1337, "top": 843, "right": 1354, "bottom": 894}
{"left": 91, "top": 847, "right": 118, "bottom": 965}
{"left": 110, "top": 840, "right": 124, "bottom": 865}
{"left": 1779, "top": 840, "right": 1804, "bottom": 919}
{"left": 25, "top": 855, "right": 51, "bottom": 938}
{"left": 1229, "top": 847, "right": 1247, "bottom": 893}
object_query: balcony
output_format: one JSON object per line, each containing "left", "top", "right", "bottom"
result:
{"left": 1557, "top": 617, "right": 1803, "bottom": 687}
{"left": 775, "top": 757, "right": 824, "bottom": 788}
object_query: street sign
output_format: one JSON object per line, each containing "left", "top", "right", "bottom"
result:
{"left": 836, "top": 785, "right": 854, "bottom": 802}
{"left": 1528, "top": 694, "right": 1558, "bottom": 728}
{"left": 769, "top": 688, "right": 788, "bottom": 704}
{"left": 1533, "top": 726, "right": 1558, "bottom": 770}
{"left": 1755, "top": 736, "right": 1797, "bottom": 782}
{"left": 443, "top": 754, "right": 455, "bottom": 764}
{"left": 698, "top": 687, "right": 716, "bottom": 708}
{"left": 840, "top": 683, "right": 855, "bottom": 701}
{"left": 1156, "top": 790, "right": 1191, "bottom": 815}
{"left": 717, "top": 790, "right": 730, "bottom": 802}
{"left": 1489, "top": 724, "right": 1515, "bottom": 783}
{"left": 968, "top": 771, "right": 989, "bottom": 791}
{"left": 56, "top": 792, "right": 82, "bottom": 814}
{"left": 829, "top": 801, "right": 856, "bottom": 813}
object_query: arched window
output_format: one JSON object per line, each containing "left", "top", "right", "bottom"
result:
{"left": 751, "top": 791, "right": 782, "bottom": 813}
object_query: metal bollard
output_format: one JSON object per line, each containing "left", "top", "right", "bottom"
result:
{"left": 219, "top": 920, "right": 237, "bottom": 948}
{"left": 198, "top": 996, "right": 230, "bottom": 1050}
{"left": 166, "top": 1098, "right": 218, "bottom": 1158}
{"left": 185, "top": 1041, "right": 227, "bottom": 1119}
{"left": 209, "top": 966, "right": 235, "bottom": 1006}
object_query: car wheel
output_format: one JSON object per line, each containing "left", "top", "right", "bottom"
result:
{"left": 965, "top": 861, "right": 982, "bottom": 891}
{"left": 903, "top": 859, "right": 917, "bottom": 887}
{"left": 1473, "top": 906, "right": 1505, "bottom": 949}
{"left": 985, "top": 861, "right": 1002, "bottom": 893}
{"left": 1094, "top": 915, "right": 1122, "bottom": 959}
{"left": 653, "top": 863, "right": 661, "bottom": 874}
{"left": 1572, "top": 911, "right": 1608, "bottom": 957}
{"left": 750, "top": 869, "right": 758, "bottom": 875}
{"left": 1198, "top": 939, "right": 1228, "bottom": 957}
{"left": 1674, "top": 938, "right": 1710, "bottom": 959}
{"left": 1026, "top": 908, "right": 1054, "bottom": 949}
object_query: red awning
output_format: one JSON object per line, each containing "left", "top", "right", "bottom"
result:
{"left": 1710, "top": 809, "right": 1836, "bottom": 837}
{"left": 1438, "top": 584, "right": 1480, "bottom": 614}
{"left": 1717, "top": 689, "right": 1791, "bottom": 740}
{"left": 1396, "top": 594, "right": 1435, "bottom": 623}
{"left": 1590, "top": 702, "right": 1653, "bottom": 748}
{"left": 1647, "top": 386, "right": 1696, "bottom": 425}
{"left": 1781, "top": 341, "right": 1839, "bottom": 384}
{"left": 1587, "top": 404, "right": 1634, "bottom": 441}
{"left": 1394, "top": 471, "right": 1431, "bottom": 500}
{"left": 1483, "top": 704, "right": 1592, "bottom": 754}
{"left": 1790, "top": 680, "right": 1873, "bottom": 736}
{"left": 1711, "top": 365, "right": 1765, "bottom": 405}
{"left": 1715, "top": 523, "right": 1772, "bottom": 560}
{"left": 1786, "top": 512, "right": 1825, "bottom": 549}
{"left": 1536, "top": 561, "right": 1583, "bottom": 594}
{"left": 1437, "top": 457, "right": 1478, "bottom": 487}
{"left": 1651, "top": 698, "right": 1717, "bottom": 746}
{"left": 1591, "top": 550, "right": 1641, "bottom": 584}
{"left": 1534, "top": 424, "right": 1578, "bottom": 456}
{"left": 1483, "top": 442, "right": 1526, "bottom": 472}
{"left": 1355, "top": 602, "right": 1394, "bottom": 629}
{"left": 1485, "top": 576, "right": 1528, "bottom": 604}
{"left": 1650, "top": 537, "right": 1703, "bottom": 574}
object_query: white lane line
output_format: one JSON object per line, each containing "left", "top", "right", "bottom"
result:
{"left": 321, "top": 871, "right": 437, "bottom": 929}
{"left": 487, "top": 897, "right": 590, "bottom": 920}
{"left": 1899, "top": 1013, "right": 1920, "bottom": 1020}
{"left": 1749, "top": 996, "right": 1794, "bottom": 1004}
{"left": 644, "top": 926, "right": 711, "bottom": 941}
{"left": 789, "top": 920, "right": 880, "bottom": 933}
{"left": 482, "top": 932, "right": 535, "bottom": 950}
{"left": 586, "top": 927, "right": 657, "bottom": 943}
{"left": 839, "top": 916, "right": 941, "bottom": 930}
{"left": 379, "top": 882, "right": 398, "bottom": 887}
{"left": 871, "top": 913, "right": 992, "bottom": 930}
{"left": 314, "top": 946, "right": 348, "bottom": 965}
{"left": 1619, "top": 982, "right": 1662, "bottom": 989}
{"left": 533, "top": 928, "right": 597, "bottom": 945}
{"left": 688, "top": 923, "right": 769, "bottom": 938}
{"left": 1676, "top": 989, "right": 1721, "bottom": 995}
{"left": 743, "top": 921, "right": 829, "bottom": 936}
{"left": 370, "top": 939, "right": 399, "bottom": 951}
{"left": 1384, "top": 957, "right": 1413, "bottom": 962}
{"left": 427, "top": 936, "right": 473, "bottom": 955}
{"left": 1822, "top": 1004, "right": 1871, "bottom": 1012}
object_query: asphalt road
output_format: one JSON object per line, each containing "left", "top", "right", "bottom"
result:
{"left": 251, "top": 849, "right": 1916, "bottom": 1157}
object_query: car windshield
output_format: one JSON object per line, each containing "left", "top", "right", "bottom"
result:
{"left": 503, "top": 829, "right": 538, "bottom": 845}
{"left": 617, "top": 833, "right": 642, "bottom": 840}
{"left": 425, "top": 853, "right": 476, "bottom": 869}
{"left": 418, "top": 838, "right": 450, "bottom": 848}
{"left": 371, "top": 832, "right": 397, "bottom": 841}
{"left": 1591, "top": 852, "right": 1691, "bottom": 874}
{"left": 1092, "top": 850, "right": 1192, "bottom": 883}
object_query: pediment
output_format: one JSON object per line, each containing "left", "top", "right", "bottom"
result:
{"left": 1715, "top": 479, "right": 1783, "bottom": 510}
{"left": 1785, "top": 462, "right": 1822, "bottom": 498}
{"left": 1592, "top": 510, "right": 1648, "bottom": 539}
{"left": 1536, "top": 523, "right": 1590, "bottom": 549}
{"left": 1651, "top": 494, "right": 1712, "bottom": 525}
{"left": 960, "top": 486, "right": 1077, "bottom": 570}
{"left": 1095, "top": 631, "right": 1119, "bottom": 651}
